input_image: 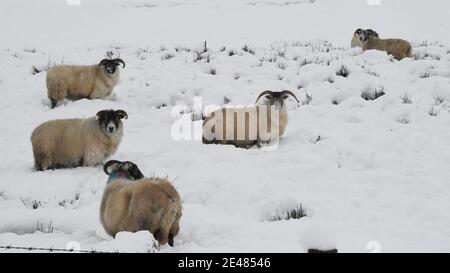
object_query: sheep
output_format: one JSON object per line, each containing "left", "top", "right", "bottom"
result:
{"left": 100, "top": 160, "right": 182, "bottom": 247}
{"left": 360, "top": 30, "right": 412, "bottom": 60}
{"left": 31, "top": 109, "right": 128, "bottom": 171}
{"left": 351, "top": 28, "right": 364, "bottom": 48}
{"left": 202, "top": 90, "right": 299, "bottom": 148}
{"left": 351, "top": 28, "right": 378, "bottom": 48}
{"left": 46, "top": 58, "right": 125, "bottom": 108}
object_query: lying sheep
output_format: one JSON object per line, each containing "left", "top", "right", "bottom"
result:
{"left": 46, "top": 58, "right": 125, "bottom": 108}
{"left": 360, "top": 30, "right": 412, "bottom": 60}
{"left": 202, "top": 90, "right": 299, "bottom": 148}
{"left": 100, "top": 160, "right": 182, "bottom": 246}
{"left": 351, "top": 28, "right": 378, "bottom": 48}
{"left": 31, "top": 109, "right": 128, "bottom": 170}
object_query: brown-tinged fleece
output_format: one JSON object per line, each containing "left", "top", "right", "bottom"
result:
{"left": 202, "top": 90, "right": 299, "bottom": 148}
{"left": 360, "top": 30, "right": 412, "bottom": 60}
{"left": 46, "top": 58, "right": 125, "bottom": 108}
{"left": 100, "top": 160, "right": 182, "bottom": 246}
{"left": 31, "top": 109, "right": 127, "bottom": 170}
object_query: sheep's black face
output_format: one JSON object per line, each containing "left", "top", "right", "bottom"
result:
{"left": 265, "top": 92, "right": 285, "bottom": 109}
{"left": 96, "top": 109, "right": 128, "bottom": 135}
{"left": 255, "top": 90, "right": 300, "bottom": 110}
{"left": 354, "top": 28, "right": 363, "bottom": 35}
{"left": 104, "top": 63, "right": 118, "bottom": 75}
{"left": 98, "top": 58, "right": 126, "bottom": 75}
{"left": 359, "top": 30, "right": 369, "bottom": 42}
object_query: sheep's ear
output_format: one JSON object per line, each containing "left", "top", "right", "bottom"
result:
{"left": 116, "top": 110, "right": 128, "bottom": 120}
{"left": 103, "top": 160, "right": 122, "bottom": 175}
{"left": 96, "top": 110, "right": 106, "bottom": 121}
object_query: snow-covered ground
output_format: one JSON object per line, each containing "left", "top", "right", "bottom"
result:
{"left": 1, "top": 0, "right": 450, "bottom": 253}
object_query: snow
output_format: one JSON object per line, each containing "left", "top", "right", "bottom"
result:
{"left": 1, "top": 0, "right": 450, "bottom": 253}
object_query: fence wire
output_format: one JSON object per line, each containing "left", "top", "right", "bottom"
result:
{"left": 0, "top": 244, "right": 114, "bottom": 253}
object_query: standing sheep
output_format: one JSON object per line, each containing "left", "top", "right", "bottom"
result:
{"left": 360, "top": 30, "right": 412, "bottom": 60}
{"left": 100, "top": 160, "right": 182, "bottom": 247}
{"left": 31, "top": 109, "right": 128, "bottom": 171}
{"left": 202, "top": 90, "right": 299, "bottom": 148}
{"left": 46, "top": 58, "right": 125, "bottom": 108}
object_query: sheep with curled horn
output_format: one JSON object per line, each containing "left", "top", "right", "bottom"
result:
{"left": 31, "top": 109, "right": 128, "bottom": 171}
{"left": 351, "top": 28, "right": 379, "bottom": 48}
{"left": 202, "top": 90, "right": 299, "bottom": 148}
{"left": 100, "top": 160, "right": 182, "bottom": 247}
{"left": 359, "top": 30, "right": 412, "bottom": 60}
{"left": 46, "top": 58, "right": 125, "bottom": 108}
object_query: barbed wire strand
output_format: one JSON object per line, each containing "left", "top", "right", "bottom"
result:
{"left": 0, "top": 245, "right": 115, "bottom": 253}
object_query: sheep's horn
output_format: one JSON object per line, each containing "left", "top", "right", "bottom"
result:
{"left": 98, "top": 59, "right": 110, "bottom": 66}
{"left": 281, "top": 90, "right": 300, "bottom": 103}
{"left": 366, "top": 29, "right": 378, "bottom": 36}
{"left": 255, "top": 90, "right": 274, "bottom": 104}
{"left": 123, "top": 161, "right": 145, "bottom": 180}
{"left": 114, "top": 58, "right": 125, "bottom": 68}
{"left": 131, "top": 167, "right": 144, "bottom": 180}
{"left": 103, "top": 160, "right": 123, "bottom": 175}
{"left": 116, "top": 110, "right": 128, "bottom": 120}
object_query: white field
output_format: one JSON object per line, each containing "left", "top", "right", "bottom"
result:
{"left": 1, "top": 0, "right": 450, "bottom": 253}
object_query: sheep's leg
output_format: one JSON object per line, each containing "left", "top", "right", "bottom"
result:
{"left": 243, "top": 141, "right": 258, "bottom": 149}
{"left": 34, "top": 152, "right": 50, "bottom": 171}
{"left": 153, "top": 226, "right": 170, "bottom": 246}
{"left": 34, "top": 162, "right": 43, "bottom": 171}
{"left": 256, "top": 137, "right": 277, "bottom": 149}
{"left": 168, "top": 221, "right": 180, "bottom": 247}
{"left": 39, "top": 161, "right": 51, "bottom": 171}
{"left": 50, "top": 99, "right": 57, "bottom": 109}
{"left": 34, "top": 157, "right": 43, "bottom": 171}
{"left": 168, "top": 234, "right": 174, "bottom": 247}
{"left": 255, "top": 136, "right": 265, "bottom": 148}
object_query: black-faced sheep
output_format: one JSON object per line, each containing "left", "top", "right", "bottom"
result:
{"left": 100, "top": 160, "right": 182, "bottom": 247}
{"left": 202, "top": 90, "right": 299, "bottom": 148}
{"left": 360, "top": 30, "right": 412, "bottom": 60}
{"left": 31, "top": 109, "right": 127, "bottom": 170}
{"left": 46, "top": 58, "right": 125, "bottom": 108}
{"left": 351, "top": 28, "right": 378, "bottom": 48}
